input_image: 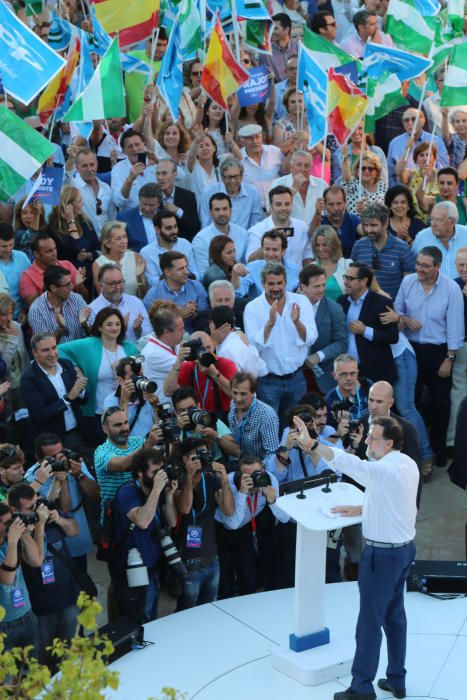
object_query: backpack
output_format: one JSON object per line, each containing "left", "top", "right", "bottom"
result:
{"left": 96, "top": 483, "right": 140, "bottom": 563}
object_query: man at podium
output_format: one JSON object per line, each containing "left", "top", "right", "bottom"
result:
{"left": 293, "top": 414, "right": 419, "bottom": 700}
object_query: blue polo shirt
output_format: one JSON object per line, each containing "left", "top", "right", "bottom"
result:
{"left": 0, "top": 250, "right": 30, "bottom": 319}
{"left": 322, "top": 213, "right": 360, "bottom": 258}
{"left": 351, "top": 233, "right": 415, "bottom": 300}
{"left": 143, "top": 279, "right": 209, "bottom": 333}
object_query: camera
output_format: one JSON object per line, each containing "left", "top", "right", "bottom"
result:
{"left": 163, "top": 464, "right": 182, "bottom": 481}
{"left": 157, "top": 404, "right": 179, "bottom": 443}
{"left": 331, "top": 397, "right": 352, "bottom": 416}
{"left": 183, "top": 339, "right": 216, "bottom": 368}
{"left": 186, "top": 406, "right": 217, "bottom": 430}
{"left": 12, "top": 512, "right": 39, "bottom": 525}
{"left": 195, "top": 447, "right": 212, "bottom": 471}
{"left": 36, "top": 497, "right": 58, "bottom": 511}
{"left": 117, "top": 355, "right": 157, "bottom": 395}
{"left": 44, "top": 455, "right": 69, "bottom": 472}
{"left": 61, "top": 448, "right": 80, "bottom": 462}
{"left": 134, "top": 377, "right": 157, "bottom": 393}
{"left": 251, "top": 470, "right": 271, "bottom": 488}
{"left": 157, "top": 527, "right": 187, "bottom": 578}
{"left": 349, "top": 419, "right": 361, "bottom": 433}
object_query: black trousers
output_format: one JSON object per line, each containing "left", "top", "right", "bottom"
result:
{"left": 412, "top": 342, "right": 451, "bottom": 453}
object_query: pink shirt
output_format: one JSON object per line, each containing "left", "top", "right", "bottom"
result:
{"left": 20, "top": 260, "right": 79, "bottom": 301}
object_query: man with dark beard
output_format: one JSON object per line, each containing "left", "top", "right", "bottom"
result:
{"left": 111, "top": 448, "right": 178, "bottom": 624}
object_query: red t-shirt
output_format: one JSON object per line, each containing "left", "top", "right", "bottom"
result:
{"left": 178, "top": 357, "right": 237, "bottom": 412}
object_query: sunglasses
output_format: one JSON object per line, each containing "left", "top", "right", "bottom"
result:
{"left": 361, "top": 166, "right": 375, "bottom": 172}
{"left": 326, "top": 21, "right": 337, "bottom": 27}
{"left": 101, "top": 405, "right": 124, "bottom": 425}
{"left": 191, "top": 70, "right": 202, "bottom": 76}
{"left": 371, "top": 253, "right": 381, "bottom": 270}
{"left": 0, "top": 446, "right": 18, "bottom": 459}
{"left": 96, "top": 197, "right": 102, "bottom": 216}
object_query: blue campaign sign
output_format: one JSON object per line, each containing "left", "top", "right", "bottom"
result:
{"left": 237, "top": 66, "right": 271, "bottom": 107}
{"left": 35, "top": 167, "right": 64, "bottom": 206}
{"left": 335, "top": 61, "right": 359, "bottom": 85}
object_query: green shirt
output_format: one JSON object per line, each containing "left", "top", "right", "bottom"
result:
{"left": 125, "top": 50, "right": 162, "bottom": 124}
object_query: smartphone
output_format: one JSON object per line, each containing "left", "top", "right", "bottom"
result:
{"left": 137, "top": 152, "right": 147, "bottom": 165}
{"left": 276, "top": 227, "right": 294, "bottom": 237}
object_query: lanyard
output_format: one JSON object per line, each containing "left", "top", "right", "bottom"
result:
{"left": 247, "top": 492, "right": 259, "bottom": 533}
{"left": 149, "top": 338, "right": 177, "bottom": 356}
{"left": 194, "top": 365, "right": 210, "bottom": 408}
{"left": 336, "top": 387, "right": 361, "bottom": 416}
{"left": 192, "top": 473, "right": 207, "bottom": 525}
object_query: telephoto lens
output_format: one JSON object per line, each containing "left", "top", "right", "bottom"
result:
{"left": 126, "top": 548, "right": 149, "bottom": 587}
{"left": 159, "top": 528, "right": 188, "bottom": 577}
{"left": 134, "top": 377, "right": 157, "bottom": 393}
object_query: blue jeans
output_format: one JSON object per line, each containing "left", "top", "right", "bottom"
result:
{"left": 176, "top": 557, "right": 220, "bottom": 611}
{"left": 394, "top": 349, "right": 431, "bottom": 460}
{"left": 37, "top": 603, "right": 79, "bottom": 665}
{"left": 0, "top": 609, "right": 38, "bottom": 657}
{"left": 257, "top": 369, "right": 307, "bottom": 430}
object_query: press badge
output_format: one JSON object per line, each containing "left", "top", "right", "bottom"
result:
{"left": 186, "top": 526, "right": 203, "bottom": 548}
{"left": 11, "top": 587, "right": 25, "bottom": 608}
{"left": 41, "top": 560, "right": 55, "bottom": 584}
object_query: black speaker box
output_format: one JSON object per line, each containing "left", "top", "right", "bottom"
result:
{"left": 406, "top": 560, "right": 467, "bottom": 594}
{"left": 97, "top": 616, "right": 145, "bottom": 664}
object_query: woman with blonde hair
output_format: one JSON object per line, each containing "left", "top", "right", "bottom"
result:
{"left": 341, "top": 150, "right": 387, "bottom": 215}
{"left": 311, "top": 225, "right": 353, "bottom": 301}
{"left": 14, "top": 197, "right": 47, "bottom": 261}
{"left": 49, "top": 185, "right": 99, "bottom": 293}
{"left": 92, "top": 222, "right": 146, "bottom": 298}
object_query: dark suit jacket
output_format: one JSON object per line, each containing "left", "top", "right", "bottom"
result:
{"left": 310, "top": 297, "right": 348, "bottom": 393}
{"left": 449, "top": 395, "right": 467, "bottom": 490}
{"left": 117, "top": 206, "right": 148, "bottom": 252}
{"left": 20, "top": 359, "right": 86, "bottom": 443}
{"left": 338, "top": 290, "right": 398, "bottom": 384}
{"left": 358, "top": 411, "right": 423, "bottom": 507}
{"left": 172, "top": 187, "right": 200, "bottom": 242}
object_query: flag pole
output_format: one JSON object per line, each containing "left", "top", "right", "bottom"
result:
{"left": 320, "top": 123, "right": 328, "bottom": 182}
{"left": 148, "top": 27, "right": 160, "bottom": 85}
{"left": 403, "top": 45, "right": 435, "bottom": 161}
{"left": 230, "top": 0, "right": 242, "bottom": 63}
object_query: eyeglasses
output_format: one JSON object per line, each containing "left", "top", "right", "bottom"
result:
{"left": 96, "top": 197, "right": 102, "bottom": 216}
{"left": 103, "top": 279, "right": 125, "bottom": 287}
{"left": 223, "top": 174, "right": 242, "bottom": 180}
{"left": 191, "top": 70, "right": 202, "bottom": 76}
{"left": 0, "top": 446, "right": 19, "bottom": 459}
{"left": 326, "top": 21, "right": 337, "bottom": 27}
{"left": 343, "top": 275, "right": 360, "bottom": 281}
{"left": 371, "top": 253, "right": 381, "bottom": 270}
{"left": 336, "top": 371, "right": 358, "bottom": 378}
{"left": 361, "top": 166, "right": 375, "bottom": 172}
{"left": 415, "top": 262, "right": 434, "bottom": 270}
{"left": 403, "top": 117, "right": 417, "bottom": 123}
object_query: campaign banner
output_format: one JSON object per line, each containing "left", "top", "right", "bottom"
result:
{"left": 34, "top": 167, "right": 64, "bottom": 206}
{"left": 334, "top": 61, "right": 359, "bottom": 85}
{"left": 237, "top": 66, "right": 271, "bottom": 107}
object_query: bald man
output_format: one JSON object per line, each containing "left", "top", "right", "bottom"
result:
{"left": 360, "top": 381, "right": 422, "bottom": 505}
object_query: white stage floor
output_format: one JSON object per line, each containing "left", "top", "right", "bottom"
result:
{"left": 109, "top": 583, "right": 467, "bottom": 700}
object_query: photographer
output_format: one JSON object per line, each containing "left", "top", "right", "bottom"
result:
{"left": 95, "top": 407, "right": 162, "bottom": 524}
{"left": 103, "top": 356, "right": 160, "bottom": 438}
{"left": 24, "top": 434, "right": 99, "bottom": 573}
{"left": 217, "top": 456, "right": 288, "bottom": 597}
{"left": 111, "top": 448, "right": 177, "bottom": 624}
{"left": 7, "top": 483, "right": 79, "bottom": 667}
{"left": 0, "top": 443, "right": 53, "bottom": 501}
{"left": 0, "top": 497, "right": 45, "bottom": 654}
{"left": 173, "top": 437, "right": 234, "bottom": 610}
{"left": 325, "top": 354, "right": 371, "bottom": 429}
{"left": 172, "top": 387, "right": 240, "bottom": 465}
{"left": 164, "top": 331, "right": 237, "bottom": 421}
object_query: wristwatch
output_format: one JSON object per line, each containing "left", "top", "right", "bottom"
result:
{"left": 446, "top": 354, "right": 456, "bottom": 361}
{"left": 75, "top": 473, "right": 85, "bottom": 481}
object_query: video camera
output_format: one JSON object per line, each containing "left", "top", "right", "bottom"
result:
{"left": 117, "top": 355, "right": 157, "bottom": 394}
{"left": 183, "top": 339, "right": 216, "bottom": 368}
{"left": 186, "top": 406, "right": 217, "bottom": 430}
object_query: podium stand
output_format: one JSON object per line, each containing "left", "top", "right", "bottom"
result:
{"left": 271, "top": 481, "right": 364, "bottom": 686}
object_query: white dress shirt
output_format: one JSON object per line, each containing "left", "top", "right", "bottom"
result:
{"left": 244, "top": 291, "right": 317, "bottom": 375}
{"left": 216, "top": 471, "right": 289, "bottom": 529}
{"left": 271, "top": 174, "right": 327, "bottom": 222}
{"left": 39, "top": 363, "right": 77, "bottom": 431}
{"left": 241, "top": 145, "right": 284, "bottom": 209}
{"left": 141, "top": 212, "right": 157, "bottom": 245}
{"left": 89, "top": 292, "right": 152, "bottom": 345}
{"left": 64, "top": 172, "right": 116, "bottom": 236}
{"left": 111, "top": 158, "right": 157, "bottom": 211}
{"left": 140, "top": 335, "right": 179, "bottom": 405}
{"left": 192, "top": 222, "right": 249, "bottom": 276}
{"left": 246, "top": 215, "right": 312, "bottom": 265}
{"left": 327, "top": 448, "right": 419, "bottom": 543}
{"left": 216, "top": 331, "right": 268, "bottom": 377}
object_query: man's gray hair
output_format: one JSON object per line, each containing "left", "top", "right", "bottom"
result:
{"left": 208, "top": 279, "right": 235, "bottom": 304}
{"left": 157, "top": 158, "right": 177, "bottom": 173}
{"left": 333, "top": 353, "right": 358, "bottom": 372}
{"left": 261, "top": 261, "right": 286, "bottom": 285}
{"left": 360, "top": 202, "right": 389, "bottom": 225}
{"left": 432, "top": 200, "right": 459, "bottom": 223}
{"left": 220, "top": 158, "right": 244, "bottom": 176}
{"left": 31, "top": 333, "right": 56, "bottom": 351}
{"left": 291, "top": 150, "right": 311, "bottom": 164}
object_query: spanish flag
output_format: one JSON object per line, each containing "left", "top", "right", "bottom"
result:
{"left": 327, "top": 66, "right": 368, "bottom": 145}
{"left": 201, "top": 15, "right": 250, "bottom": 110}
{"left": 37, "top": 35, "right": 81, "bottom": 125}
{"left": 92, "top": 0, "right": 159, "bottom": 48}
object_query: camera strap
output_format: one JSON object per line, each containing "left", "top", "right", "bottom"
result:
{"left": 194, "top": 366, "right": 210, "bottom": 409}
{"left": 298, "top": 449, "right": 308, "bottom": 478}
{"left": 46, "top": 541, "right": 98, "bottom": 598}
{"left": 192, "top": 473, "right": 207, "bottom": 525}
{"left": 128, "top": 400, "right": 144, "bottom": 434}
{"left": 246, "top": 492, "right": 259, "bottom": 533}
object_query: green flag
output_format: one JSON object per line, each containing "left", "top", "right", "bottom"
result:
{"left": 63, "top": 38, "right": 125, "bottom": 122}
{"left": 303, "top": 27, "right": 358, "bottom": 72}
{"left": 24, "top": 0, "right": 43, "bottom": 16}
{"left": 0, "top": 106, "right": 55, "bottom": 202}
{"left": 386, "top": 0, "right": 436, "bottom": 55}
{"left": 179, "top": 0, "right": 202, "bottom": 59}
{"left": 440, "top": 42, "right": 467, "bottom": 107}
{"left": 365, "top": 73, "right": 408, "bottom": 134}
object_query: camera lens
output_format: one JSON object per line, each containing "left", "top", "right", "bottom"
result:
{"left": 135, "top": 377, "right": 157, "bottom": 393}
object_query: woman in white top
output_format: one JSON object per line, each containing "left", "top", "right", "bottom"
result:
{"left": 92, "top": 221, "right": 147, "bottom": 298}
{"left": 196, "top": 98, "right": 243, "bottom": 159}
{"left": 311, "top": 225, "right": 352, "bottom": 302}
{"left": 185, "top": 132, "right": 221, "bottom": 201}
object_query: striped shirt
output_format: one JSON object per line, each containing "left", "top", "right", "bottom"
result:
{"left": 228, "top": 397, "right": 279, "bottom": 460}
{"left": 94, "top": 436, "right": 144, "bottom": 522}
{"left": 351, "top": 233, "right": 415, "bottom": 300}
{"left": 28, "top": 291, "right": 87, "bottom": 343}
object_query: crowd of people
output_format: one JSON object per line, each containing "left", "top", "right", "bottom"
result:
{"left": 1, "top": 1, "right": 466, "bottom": 695}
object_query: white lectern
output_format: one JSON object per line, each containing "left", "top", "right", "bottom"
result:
{"left": 271, "top": 480, "right": 364, "bottom": 686}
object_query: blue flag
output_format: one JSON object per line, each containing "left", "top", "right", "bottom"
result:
{"left": 297, "top": 45, "right": 327, "bottom": 148}
{"left": 361, "top": 43, "right": 433, "bottom": 83}
{"left": 48, "top": 13, "right": 73, "bottom": 51}
{"left": 0, "top": 2, "right": 66, "bottom": 104}
{"left": 156, "top": 16, "right": 184, "bottom": 122}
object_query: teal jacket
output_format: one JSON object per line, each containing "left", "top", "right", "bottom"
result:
{"left": 58, "top": 337, "right": 137, "bottom": 416}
